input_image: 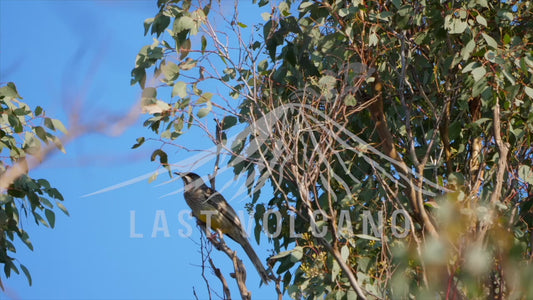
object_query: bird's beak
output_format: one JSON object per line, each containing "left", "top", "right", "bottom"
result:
{"left": 174, "top": 172, "right": 182, "bottom": 177}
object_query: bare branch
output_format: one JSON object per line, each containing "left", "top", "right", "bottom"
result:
{"left": 489, "top": 101, "right": 509, "bottom": 205}
{"left": 209, "top": 232, "right": 251, "bottom": 300}
{"left": 209, "top": 258, "right": 231, "bottom": 300}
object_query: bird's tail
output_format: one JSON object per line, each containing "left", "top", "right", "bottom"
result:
{"left": 239, "top": 237, "right": 271, "bottom": 284}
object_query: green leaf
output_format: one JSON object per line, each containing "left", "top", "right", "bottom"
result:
{"left": 8, "top": 189, "right": 26, "bottom": 198}
{"left": 44, "top": 117, "right": 55, "bottom": 131}
{"left": 344, "top": 94, "right": 357, "bottom": 106}
{"left": 173, "top": 16, "right": 194, "bottom": 33}
{"left": 318, "top": 75, "right": 336, "bottom": 90}
{"left": 299, "top": 1, "right": 314, "bottom": 11}
{"left": 143, "top": 18, "right": 154, "bottom": 36}
{"left": 257, "top": 60, "right": 268, "bottom": 72}
{"left": 289, "top": 246, "right": 303, "bottom": 262}
{"left": 518, "top": 165, "right": 533, "bottom": 185}
{"left": 448, "top": 172, "right": 465, "bottom": 187}
{"left": 39, "top": 197, "right": 53, "bottom": 209}
{"left": 345, "top": 289, "right": 358, "bottom": 300}
{"left": 223, "top": 68, "right": 237, "bottom": 80}
{"left": 201, "top": 35, "right": 207, "bottom": 54}
{"left": 197, "top": 92, "right": 213, "bottom": 104}
{"left": 377, "top": 11, "right": 393, "bottom": 21}
{"left": 20, "top": 264, "right": 32, "bottom": 286}
{"left": 461, "top": 38, "right": 476, "bottom": 60}
{"left": 237, "top": 22, "right": 247, "bottom": 28}
{"left": 231, "top": 136, "right": 245, "bottom": 155}
{"left": 525, "top": 86, "right": 533, "bottom": 99}
{"left": 34, "top": 126, "right": 48, "bottom": 142}
{"left": 448, "top": 121, "right": 462, "bottom": 140}
{"left": 142, "top": 87, "right": 157, "bottom": 99}
{"left": 472, "top": 66, "right": 486, "bottom": 82}
{"left": 502, "top": 69, "right": 515, "bottom": 85}
{"left": 150, "top": 149, "right": 168, "bottom": 165}
{"left": 51, "top": 136, "right": 66, "bottom": 153}
{"left": 51, "top": 119, "right": 68, "bottom": 134}
{"left": 23, "top": 132, "right": 41, "bottom": 155}
{"left": 462, "top": 61, "right": 479, "bottom": 73}
{"left": 131, "top": 67, "right": 147, "bottom": 88}
{"left": 8, "top": 114, "right": 23, "bottom": 133}
{"left": 173, "top": 116, "right": 184, "bottom": 133}
{"left": 476, "top": 15, "right": 487, "bottom": 27}
{"left": 197, "top": 106, "right": 211, "bottom": 118}
{"left": 19, "top": 231, "right": 34, "bottom": 251}
{"left": 27, "top": 192, "right": 39, "bottom": 207}
{"left": 34, "top": 106, "right": 43, "bottom": 116}
{"left": 341, "top": 245, "right": 350, "bottom": 262}
{"left": 270, "top": 249, "right": 295, "bottom": 260}
{"left": 369, "top": 32, "right": 378, "bottom": 46}
{"left": 35, "top": 213, "right": 50, "bottom": 227}
{"left": 179, "top": 58, "right": 197, "bottom": 70}
{"left": 484, "top": 50, "right": 497, "bottom": 63}
{"left": 331, "top": 259, "right": 340, "bottom": 281}
{"left": 355, "top": 234, "right": 380, "bottom": 241}
{"left": 151, "top": 15, "right": 170, "bottom": 37}
{"left": 445, "top": 16, "right": 467, "bottom": 34}
{"left": 482, "top": 33, "right": 498, "bottom": 49}
{"left": 161, "top": 129, "right": 171, "bottom": 140}
{"left": 14, "top": 108, "right": 29, "bottom": 116}
{"left": 250, "top": 41, "right": 261, "bottom": 50}
{"left": 148, "top": 171, "right": 158, "bottom": 183}
{"left": 477, "top": 0, "right": 488, "bottom": 7}
{"left": 187, "top": 108, "right": 194, "bottom": 129}
{"left": 56, "top": 201, "right": 70, "bottom": 216}
{"left": 45, "top": 209, "right": 55, "bottom": 228}
{"left": 47, "top": 187, "right": 64, "bottom": 201}
{"left": 147, "top": 46, "right": 163, "bottom": 59}
{"left": 278, "top": 2, "right": 289, "bottom": 15}
{"left": 131, "top": 137, "right": 145, "bottom": 149}
{"left": 472, "top": 78, "right": 488, "bottom": 97}
{"left": 0, "top": 82, "right": 22, "bottom": 99}
{"left": 172, "top": 81, "right": 187, "bottom": 98}
{"left": 161, "top": 61, "right": 180, "bottom": 81}
{"left": 498, "top": 10, "right": 514, "bottom": 22}
{"left": 261, "top": 12, "right": 271, "bottom": 21}
{"left": 221, "top": 116, "right": 237, "bottom": 130}
{"left": 192, "top": 83, "right": 202, "bottom": 95}
{"left": 179, "top": 39, "right": 191, "bottom": 60}
{"left": 503, "top": 33, "right": 511, "bottom": 45}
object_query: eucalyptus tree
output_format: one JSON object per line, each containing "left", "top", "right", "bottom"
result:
{"left": 133, "top": 0, "right": 533, "bottom": 298}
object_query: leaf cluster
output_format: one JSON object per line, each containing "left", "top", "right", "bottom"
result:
{"left": 133, "top": 0, "right": 533, "bottom": 298}
{"left": 0, "top": 82, "right": 69, "bottom": 289}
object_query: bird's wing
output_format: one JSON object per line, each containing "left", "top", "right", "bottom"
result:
{"left": 204, "top": 190, "right": 246, "bottom": 240}
{"left": 204, "top": 190, "right": 270, "bottom": 283}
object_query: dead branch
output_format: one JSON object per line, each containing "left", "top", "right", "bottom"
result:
{"left": 209, "top": 258, "right": 231, "bottom": 300}
{"left": 209, "top": 232, "right": 251, "bottom": 300}
{"left": 489, "top": 101, "right": 509, "bottom": 205}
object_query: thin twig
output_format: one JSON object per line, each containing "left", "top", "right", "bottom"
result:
{"left": 199, "top": 224, "right": 214, "bottom": 300}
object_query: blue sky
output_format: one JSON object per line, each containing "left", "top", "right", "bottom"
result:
{"left": 1, "top": 1, "right": 280, "bottom": 299}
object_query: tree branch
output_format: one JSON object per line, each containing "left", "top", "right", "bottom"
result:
{"left": 208, "top": 258, "right": 231, "bottom": 300}
{"left": 489, "top": 101, "right": 509, "bottom": 205}
{"left": 208, "top": 229, "right": 251, "bottom": 300}
{"left": 318, "top": 238, "right": 367, "bottom": 300}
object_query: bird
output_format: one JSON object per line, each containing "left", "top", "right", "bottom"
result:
{"left": 175, "top": 172, "right": 271, "bottom": 284}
